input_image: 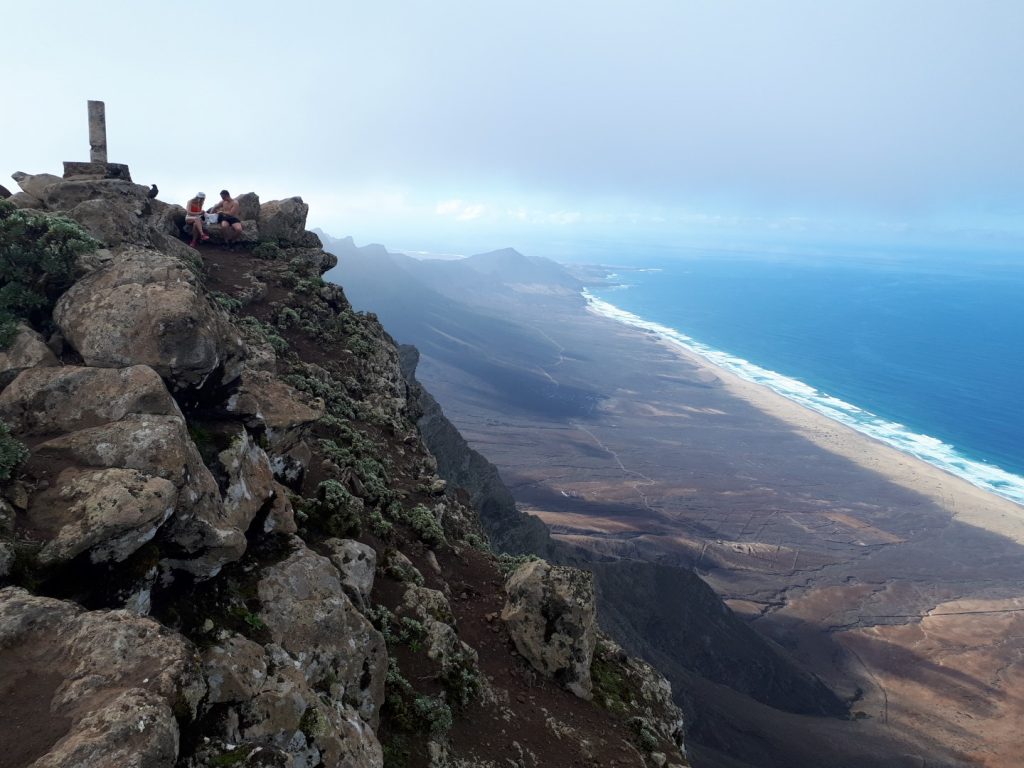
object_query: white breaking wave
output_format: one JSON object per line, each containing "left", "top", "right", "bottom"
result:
{"left": 583, "top": 289, "right": 1024, "bottom": 508}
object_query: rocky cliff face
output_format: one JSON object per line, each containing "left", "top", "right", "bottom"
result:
{"left": 0, "top": 171, "right": 689, "bottom": 767}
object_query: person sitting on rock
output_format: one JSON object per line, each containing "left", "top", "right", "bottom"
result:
{"left": 209, "top": 189, "right": 243, "bottom": 244}
{"left": 184, "top": 192, "right": 209, "bottom": 248}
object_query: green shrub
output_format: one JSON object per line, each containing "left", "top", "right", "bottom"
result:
{"left": 412, "top": 695, "right": 453, "bottom": 736}
{"left": 0, "top": 200, "right": 97, "bottom": 345}
{"left": 0, "top": 419, "right": 28, "bottom": 482}
{"left": 496, "top": 552, "right": 539, "bottom": 576}
{"left": 367, "top": 509, "right": 394, "bottom": 539}
{"left": 441, "top": 647, "right": 481, "bottom": 709}
{"left": 307, "top": 479, "right": 363, "bottom": 537}
{"left": 404, "top": 504, "right": 445, "bottom": 547}
{"left": 252, "top": 241, "right": 283, "bottom": 260}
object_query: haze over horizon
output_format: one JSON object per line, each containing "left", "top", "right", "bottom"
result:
{"left": 3, "top": 1, "right": 1023, "bottom": 260}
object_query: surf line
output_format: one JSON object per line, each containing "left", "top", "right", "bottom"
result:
{"left": 581, "top": 288, "right": 1024, "bottom": 508}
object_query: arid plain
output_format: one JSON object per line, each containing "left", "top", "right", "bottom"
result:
{"left": 415, "top": 284, "right": 1024, "bottom": 767}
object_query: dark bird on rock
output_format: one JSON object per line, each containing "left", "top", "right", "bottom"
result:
{"left": 147, "top": 184, "right": 159, "bottom": 199}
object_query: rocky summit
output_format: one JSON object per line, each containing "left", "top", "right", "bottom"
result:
{"left": 0, "top": 170, "right": 689, "bottom": 767}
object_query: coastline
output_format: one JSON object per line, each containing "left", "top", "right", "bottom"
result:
{"left": 583, "top": 291, "right": 1024, "bottom": 544}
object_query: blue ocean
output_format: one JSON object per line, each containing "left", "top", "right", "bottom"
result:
{"left": 586, "top": 250, "right": 1024, "bottom": 506}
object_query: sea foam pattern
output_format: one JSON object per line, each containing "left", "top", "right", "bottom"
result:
{"left": 583, "top": 289, "right": 1024, "bottom": 507}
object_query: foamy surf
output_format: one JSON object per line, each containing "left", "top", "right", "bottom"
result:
{"left": 583, "top": 289, "right": 1024, "bottom": 507}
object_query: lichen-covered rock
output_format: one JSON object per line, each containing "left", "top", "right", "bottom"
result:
{"left": 233, "top": 644, "right": 384, "bottom": 768}
{"left": 0, "top": 365, "right": 250, "bottom": 578}
{"left": 224, "top": 369, "right": 324, "bottom": 483}
{"left": 285, "top": 246, "right": 337, "bottom": 274}
{"left": 257, "top": 543, "right": 387, "bottom": 726}
{"left": 0, "top": 587, "right": 204, "bottom": 768}
{"left": 35, "top": 467, "right": 176, "bottom": 566}
{"left": 67, "top": 197, "right": 150, "bottom": 247}
{"left": 0, "top": 323, "right": 58, "bottom": 390}
{"left": 202, "top": 633, "right": 268, "bottom": 705}
{"left": 53, "top": 246, "right": 244, "bottom": 389}
{"left": 401, "top": 585, "right": 455, "bottom": 626}
{"left": 591, "top": 637, "right": 688, "bottom": 758}
{"left": 226, "top": 369, "right": 324, "bottom": 436}
{"left": 218, "top": 428, "right": 277, "bottom": 534}
{"left": 264, "top": 482, "right": 297, "bottom": 535}
{"left": 0, "top": 365, "right": 179, "bottom": 438}
{"left": 501, "top": 559, "right": 597, "bottom": 700}
{"left": 41, "top": 177, "right": 151, "bottom": 213}
{"left": 323, "top": 538, "right": 376, "bottom": 609}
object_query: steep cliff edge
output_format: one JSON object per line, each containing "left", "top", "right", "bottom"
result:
{"left": 400, "top": 347, "right": 850, "bottom": 765}
{"left": 0, "top": 171, "right": 688, "bottom": 768}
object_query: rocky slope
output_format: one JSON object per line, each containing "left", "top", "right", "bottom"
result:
{"left": 0, "top": 171, "right": 689, "bottom": 767}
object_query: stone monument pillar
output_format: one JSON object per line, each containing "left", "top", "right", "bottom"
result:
{"left": 62, "top": 100, "right": 131, "bottom": 181}
{"left": 88, "top": 100, "right": 108, "bottom": 163}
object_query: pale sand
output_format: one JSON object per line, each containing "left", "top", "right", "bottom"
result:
{"left": 653, "top": 335, "right": 1024, "bottom": 546}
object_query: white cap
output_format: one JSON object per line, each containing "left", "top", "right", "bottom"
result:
{"left": 196, "top": 192, "right": 206, "bottom": 199}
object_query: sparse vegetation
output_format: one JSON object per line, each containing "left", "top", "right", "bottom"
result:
{"left": 305, "top": 479, "right": 363, "bottom": 537}
{"left": 252, "top": 241, "right": 283, "bottom": 260}
{"left": 0, "top": 199, "right": 97, "bottom": 345}
{"left": 497, "top": 552, "right": 539, "bottom": 576}
{"left": 0, "top": 419, "right": 29, "bottom": 482}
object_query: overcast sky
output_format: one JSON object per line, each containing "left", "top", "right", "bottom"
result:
{"left": 2, "top": 1, "right": 1023, "bottom": 259}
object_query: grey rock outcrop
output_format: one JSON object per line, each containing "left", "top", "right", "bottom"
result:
{"left": 236, "top": 192, "right": 260, "bottom": 221}
{"left": 0, "top": 323, "right": 58, "bottom": 390}
{"left": 218, "top": 428, "right": 281, "bottom": 535}
{"left": 501, "top": 559, "right": 597, "bottom": 700}
{"left": 0, "top": 587, "right": 204, "bottom": 768}
{"left": 11, "top": 171, "right": 63, "bottom": 200}
{"left": 259, "top": 197, "right": 319, "bottom": 246}
{"left": 0, "top": 365, "right": 247, "bottom": 576}
{"left": 53, "top": 246, "right": 244, "bottom": 389}
{"left": 257, "top": 543, "right": 388, "bottom": 726}
{"left": 323, "top": 538, "right": 377, "bottom": 609}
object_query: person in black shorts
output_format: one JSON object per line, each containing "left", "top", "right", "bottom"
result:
{"left": 209, "top": 189, "right": 244, "bottom": 243}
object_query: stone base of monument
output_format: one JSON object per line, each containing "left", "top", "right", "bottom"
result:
{"left": 62, "top": 162, "right": 132, "bottom": 182}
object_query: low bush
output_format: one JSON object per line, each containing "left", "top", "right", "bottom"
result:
{"left": 0, "top": 200, "right": 97, "bottom": 345}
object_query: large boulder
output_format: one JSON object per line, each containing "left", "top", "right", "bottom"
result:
{"left": 33, "top": 467, "right": 177, "bottom": 567}
{"left": 224, "top": 369, "right": 324, "bottom": 483}
{"left": 10, "top": 171, "right": 63, "bottom": 201}
{"left": 53, "top": 246, "right": 244, "bottom": 389}
{"left": 258, "top": 197, "right": 319, "bottom": 246}
{"left": 501, "top": 559, "right": 598, "bottom": 700}
{"left": 0, "top": 365, "right": 179, "bottom": 438}
{"left": 218, "top": 427, "right": 280, "bottom": 533}
{"left": 257, "top": 543, "right": 387, "bottom": 726}
{"left": 285, "top": 246, "right": 338, "bottom": 275}
{"left": 41, "top": 178, "right": 151, "bottom": 213}
{"left": 0, "top": 587, "right": 204, "bottom": 768}
{"left": 0, "top": 366, "right": 248, "bottom": 577}
{"left": 0, "top": 323, "right": 58, "bottom": 390}
{"left": 236, "top": 192, "right": 260, "bottom": 221}
{"left": 66, "top": 197, "right": 150, "bottom": 247}
{"left": 200, "top": 635, "right": 383, "bottom": 767}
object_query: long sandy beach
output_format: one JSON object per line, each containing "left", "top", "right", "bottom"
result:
{"left": 415, "top": 282, "right": 1024, "bottom": 767}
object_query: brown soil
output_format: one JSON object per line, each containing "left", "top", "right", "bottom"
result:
{"left": 0, "top": 646, "right": 70, "bottom": 768}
